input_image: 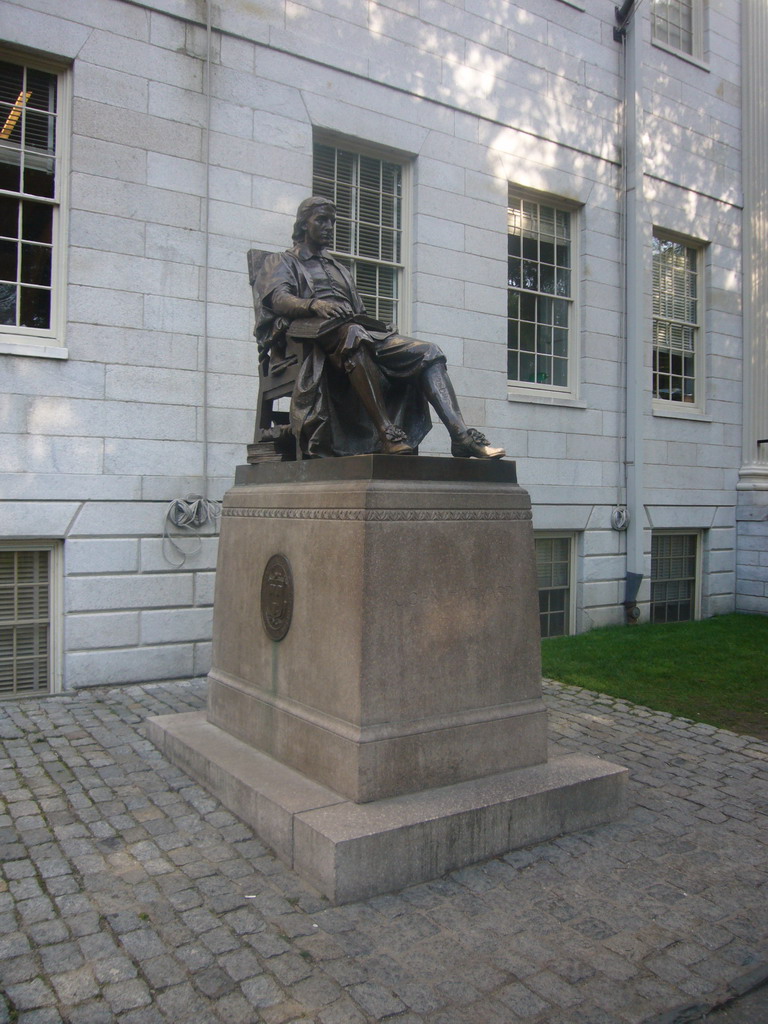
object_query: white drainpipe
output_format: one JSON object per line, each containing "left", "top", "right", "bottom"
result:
{"left": 616, "top": 0, "right": 645, "bottom": 621}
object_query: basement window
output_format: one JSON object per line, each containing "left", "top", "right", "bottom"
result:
{"left": 0, "top": 543, "right": 60, "bottom": 697}
{"left": 536, "top": 534, "right": 574, "bottom": 637}
{"left": 650, "top": 532, "right": 699, "bottom": 623}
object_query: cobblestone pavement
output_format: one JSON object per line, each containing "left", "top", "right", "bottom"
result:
{"left": 1, "top": 679, "right": 767, "bottom": 1024}
{"left": 703, "top": 979, "right": 768, "bottom": 1022}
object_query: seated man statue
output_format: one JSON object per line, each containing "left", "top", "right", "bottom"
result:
{"left": 254, "top": 195, "right": 506, "bottom": 460}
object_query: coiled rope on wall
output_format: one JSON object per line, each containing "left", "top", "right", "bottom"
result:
{"left": 162, "top": 495, "right": 221, "bottom": 568}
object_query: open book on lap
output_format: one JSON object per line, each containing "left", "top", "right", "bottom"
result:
{"left": 286, "top": 312, "right": 389, "bottom": 340}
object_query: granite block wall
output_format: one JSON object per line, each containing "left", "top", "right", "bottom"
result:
{"left": 0, "top": 0, "right": 753, "bottom": 688}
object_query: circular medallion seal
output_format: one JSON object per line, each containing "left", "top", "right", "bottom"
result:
{"left": 260, "top": 554, "right": 293, "bottom": 641}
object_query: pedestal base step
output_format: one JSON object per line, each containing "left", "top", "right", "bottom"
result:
{"left": 147, "top": 711, "right": 627, "bottom": 904}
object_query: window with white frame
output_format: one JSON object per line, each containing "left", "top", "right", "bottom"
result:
{"left": 650, "top": 532, "right": 699, "bottom": 623}
{"left": 652, "top": 0, "right": 703, "bottom": 58}
{"left": 0, "top": 544, "right": 59, "bottom": 697}
{"left": 535, "top": 535, "right": 573, "bottom": 638}
{"left": 0, "top": 55, "right": 67, "bottom": 354}
{"left": 507, "top": 191, "right": 574, "bottom": 393}
{"left": 312, "top": 141, "right": 404, "bottom": 326}
{"left": 652, "top": 234, "right": 702, "bottom": 406}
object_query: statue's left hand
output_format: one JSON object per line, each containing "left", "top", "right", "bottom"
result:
{"left": 312, "top": 299, "right": 353, "bottom": 320}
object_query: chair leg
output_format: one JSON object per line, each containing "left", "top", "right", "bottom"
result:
{"left": 255, "top": 395, "right": 273, "bottom": 441}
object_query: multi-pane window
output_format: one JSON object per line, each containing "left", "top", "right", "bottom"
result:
{"left": 508, "top": 194, "right": 572, "bottom": 390}
{"left": 312, "top": 142, "right": 404, "bottom": 325}
{"left": 651, "top": 532, "right": 698, "bottom": 623}
{"left": 0, "top": 548, "right": 52, "bottom": 697}
{"left": 536, "top": 536, "right": 572, "bottom": 638}
{"left": 0, "top": 58, "right": 63, "bottom": 345}
{"left": 652, "top": 0, "right": 700, "bottom": 56}
{"left": 652, "top": 235, "right": 700, "bottom": 404}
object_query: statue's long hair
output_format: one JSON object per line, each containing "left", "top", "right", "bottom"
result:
{"left": 292, "top": 196, "right": 335, "bottom": 242}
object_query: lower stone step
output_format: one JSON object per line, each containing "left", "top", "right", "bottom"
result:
{"left": 147, "top": 710, "right": 627, "bottom": 904}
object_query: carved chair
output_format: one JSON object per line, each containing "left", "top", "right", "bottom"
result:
{"left": 246, "top": 249, "right": 311, "bottom": 462}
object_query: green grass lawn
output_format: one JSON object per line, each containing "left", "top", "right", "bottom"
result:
{"left": 541, "top": 613, "right": 768, "bottom": 740}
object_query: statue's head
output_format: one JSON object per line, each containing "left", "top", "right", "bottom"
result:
{"left": 292, "top": 196, "right": 336, "bottom": 243}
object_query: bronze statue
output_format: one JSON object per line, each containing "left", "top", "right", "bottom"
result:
{"left": 253, "top": 196, "right": 505, "bottom": 461}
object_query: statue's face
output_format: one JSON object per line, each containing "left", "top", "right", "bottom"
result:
{"left": 304, "top": 206, "right": 335, "bottom": 250}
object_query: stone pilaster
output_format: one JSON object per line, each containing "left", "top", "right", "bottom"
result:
{"left": 737, "top": 0, "right": 768, "bottom": 612}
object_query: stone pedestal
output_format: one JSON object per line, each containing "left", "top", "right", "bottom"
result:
{"left": 149, "top": 456, "right": 625, "bottom": 902}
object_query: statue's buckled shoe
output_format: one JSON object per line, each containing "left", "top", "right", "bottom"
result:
{"left": 380, "top": 426, "right": 415, "bottom": 456}
{"left": 451, "top": 428, "right": 505, "bottom": 460}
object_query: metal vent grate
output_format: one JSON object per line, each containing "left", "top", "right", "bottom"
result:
{"left": 0, "top": 548, "right": 51, "bottom": 696}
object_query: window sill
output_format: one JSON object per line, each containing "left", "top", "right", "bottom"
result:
{"left": 507, "top": 388, "right": 586, "bottom": 410}
{"left": 651, "top": 40, "right": 709, "bottom": 72}
{"left": 0, "top": 340, "right": 68, "bottom": 360}
{"left": 652, "top": 401, "right": 712, "bottom": 422}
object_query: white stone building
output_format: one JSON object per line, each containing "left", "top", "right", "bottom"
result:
{"left": 1, "top": 0, "right": 766, "bottom": 694}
